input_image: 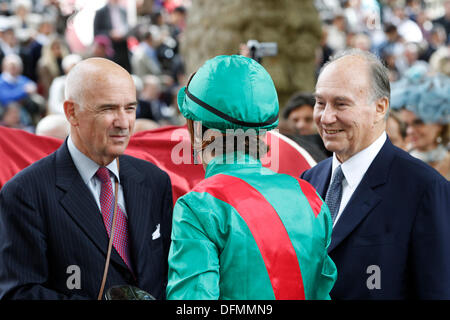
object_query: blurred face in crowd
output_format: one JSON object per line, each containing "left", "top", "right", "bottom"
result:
{"left": 39, "top": 21, "right": 53, "bottom": 36}
{"left": 314, "top": 56, "right": 388, "bottom": 163}
{"left": 64, "top": 58, "right": 137, "bottom": 166}
{"left": 51, "top": 41, "right": 63, "bottom": 58}
{"left": 2, "top": 29, "right": 17, "bottom": 47}
{"left": 401, "top": 108, "right": 443, "bottom": 152}
{"left": 2, "top": 55, "right": 22, "bottom": 77}
{"left": 1, "top": 104, "right": 21, "bottom": 127}
{"left": 404, "top": 43, "right": 419, "bottom": 65}
{"left": 287, "top": 104, "right": 316, "bottom": 135}
{"left": 333, "top": 15, "right": 346, "bottom": 31}
{"left": 386, "top": 115, "right": 406, "bottom": 150}
{"left": 141, "top": 76, "right": 161, "bottom": 100}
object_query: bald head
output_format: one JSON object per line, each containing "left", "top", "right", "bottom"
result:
{"left": 65, "top": 58, "right": 134, "bottom": 107}
{"left": 63, "top": 57, "right": 137, "bottom": 166}
{"left": 320, "top": 49, "right": 390, "bottom": 105}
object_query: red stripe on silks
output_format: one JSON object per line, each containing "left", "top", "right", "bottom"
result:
{"left": 296, "top": 179, "right": 323, "bottom": 218}
{"left": 193, "top": 174, "right": 305, "bottom": 300}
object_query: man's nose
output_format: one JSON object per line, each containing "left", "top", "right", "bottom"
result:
{"left": 113, "top": 107, "right": 130, "bottom": 128}
{"left": 320, "top": 104, "right": 337, "bottom": 125}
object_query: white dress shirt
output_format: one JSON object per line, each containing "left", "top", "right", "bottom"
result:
{"left": 67, "top": 136, "right": 128, "bottom": 217}
{"left": 330, "top": 131, "right": 387, "bottom": 227}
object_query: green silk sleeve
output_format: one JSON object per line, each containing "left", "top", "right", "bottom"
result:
{"left": 166, "top": 197, "right": 220, "bottom": 300}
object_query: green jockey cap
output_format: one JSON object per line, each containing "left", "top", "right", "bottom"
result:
{"left": 177, "top": 55, "right": 279, "bottom": 132}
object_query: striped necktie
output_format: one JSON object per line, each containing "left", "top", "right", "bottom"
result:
{"left": 96, "top": 167, "right": 132, "bottom": 271}
{"left": 324, "top": 165, "right": 345, "bottom": 224}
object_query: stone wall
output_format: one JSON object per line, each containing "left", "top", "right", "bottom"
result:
{"left": 180, "top": 0, "right": 322, "bottom": 107}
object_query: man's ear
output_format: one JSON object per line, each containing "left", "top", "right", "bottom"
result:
{"left": 375, "top": 97, "right": 389, "bottom": 123}
{"left": 64, "top": 100, "right": 78, "bottom": 126}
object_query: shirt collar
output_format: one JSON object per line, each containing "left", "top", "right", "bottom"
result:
{"left": 67, "top": 135, "right": 120, "bottom": 184}
{"left": 331, "top": 131, "right": 387, "bottom": 189}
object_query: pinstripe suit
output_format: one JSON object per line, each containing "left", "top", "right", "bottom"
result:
{"left": 0, "top": 141, "right": 173, "bottom": 299}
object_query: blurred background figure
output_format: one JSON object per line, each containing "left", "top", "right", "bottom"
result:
{"left": 0, "top": 23, "right": 21, "bottom": 66}
{"left": 93, "top": 0, "right": 131, "bottom": 72}
{"left": 433, "top": 0, "right": 450, "bottom": 39}
{"left": 85, "top": 34, "right": 115, "bottom": 59}
{"left": 37, "top": 36, "right": 69, "bottom": 98}
{"left": 21, "top": 18, "right": 55, "bottom": 83}
{"left": 419, "top": 25, "right": 447, "bottom": 61}
{"left": 386, "top": 110, "right": 408, "bottom": 150}
{"left": 401, "top": 106, "right": 449, "bottom": 179}
{"left": 35, "top": 113, "right": 69, "bottom": 140}
{"left": 283, "top": 92, "right": 317, "bottom": 136}
{"left": 391, "top": 65, "right": 450, "bottom": 179}
{"left": 137, "top": 74, "right": 175, "bottom": 124}
{"left": 326, "top": 13, "right": 348, "bottom": 53}
{"left": 280, "top": 92, "right": 331, "bottom": 162}
{"left": 131, "top": 28, "right": 162, "bottom": 79}
{"left": 47, "top": 53, "right": 82, "bottom": 115}
{"left": 0, "top": 53, "right": 44, "bottom": 125}
{"left": 0, "top": 102, "right": 33, "bottom": 132}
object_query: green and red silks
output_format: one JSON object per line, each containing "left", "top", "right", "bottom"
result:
{"left": 167, "top": 153, "right": 337, "bottom": 300}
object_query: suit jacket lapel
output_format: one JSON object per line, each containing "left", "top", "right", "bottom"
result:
{"left": 119, "top": 156, "right": 153, "bottom": 281}
{"left": 56, "top": 142, "right": 129, "bottom": 271}
{"left": 328, "top": 139, "right": 395, "bottom": 253}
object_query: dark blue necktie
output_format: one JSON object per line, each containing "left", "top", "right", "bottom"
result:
{"left": 325, "top": 165, "right": 345, "bottom": 224}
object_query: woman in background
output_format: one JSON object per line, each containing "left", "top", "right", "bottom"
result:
{"left": 391, "top": 67, "right": 449, "bottom": 179}
{"left": 37, "top": 36, "right": 69, "bottom": 98}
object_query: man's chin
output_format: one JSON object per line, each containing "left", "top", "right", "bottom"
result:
{"left": 323, "top": 141, "right": 343, "bottom": 154}
{"left": 107, "top": 146, "right": 128, "bottom": 158}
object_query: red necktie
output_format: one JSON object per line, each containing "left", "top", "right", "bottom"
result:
{"left": 96, "top": 167, "right": 132, "bottom": 271}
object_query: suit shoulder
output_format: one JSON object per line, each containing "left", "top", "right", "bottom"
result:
{"left": 390, "top": 147, "right": 448, "bottom": 184}
{"left": 121, "top": 155, "right": 171, "bottom": 182}
{"left": 301, "top": 157, "right": 332, "bottom": 179}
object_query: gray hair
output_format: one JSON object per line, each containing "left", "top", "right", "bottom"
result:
{"left": 320, "top": 48, "right": 391, "bottom": 104}
{"left": 2, "top": 54, "right": 23, "bottom": 71}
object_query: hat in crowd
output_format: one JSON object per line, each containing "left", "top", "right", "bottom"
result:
{"left": 177, "top": 55, "right": 279, "bottom": 132}
{"left": 93, "top": 35, "right": 115, "bottom": 58}
{"left": 391, "top": 63, "right": 450, "bottom": 124}
{"left": 283, "top": 92, "right": 315, "bottom": 119}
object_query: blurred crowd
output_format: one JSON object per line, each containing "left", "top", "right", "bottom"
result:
{"left": 0, "top": 0, "right": 449, "bottom": 178}
{"left": 0, "top": 0, "right": 189, "bottom": 138}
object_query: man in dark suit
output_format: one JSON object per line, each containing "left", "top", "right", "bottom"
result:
{"left": 93, "top": 0, "right": 131, "bottom": 72}
{"left": 0, "top": 57, "right": 173, "bottom": 299}
{"left": 301, "top": 49, "right": 450, "bottom": 299}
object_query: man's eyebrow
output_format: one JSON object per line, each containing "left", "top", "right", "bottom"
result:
{"left": 313, "top": 94, "right": 352, "bottom": 101}
{"left": 98, "top": 101, "right": 138, "bottom": 108}
{"left": 334, "top": 96, "right": 353, "bottom": 103}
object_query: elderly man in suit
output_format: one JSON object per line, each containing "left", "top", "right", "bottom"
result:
{"left": 301, "top": 49, "right": 450, "bottom": 299}
{"left": 0, "top": 58, "right": 173, "bottom": 299}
